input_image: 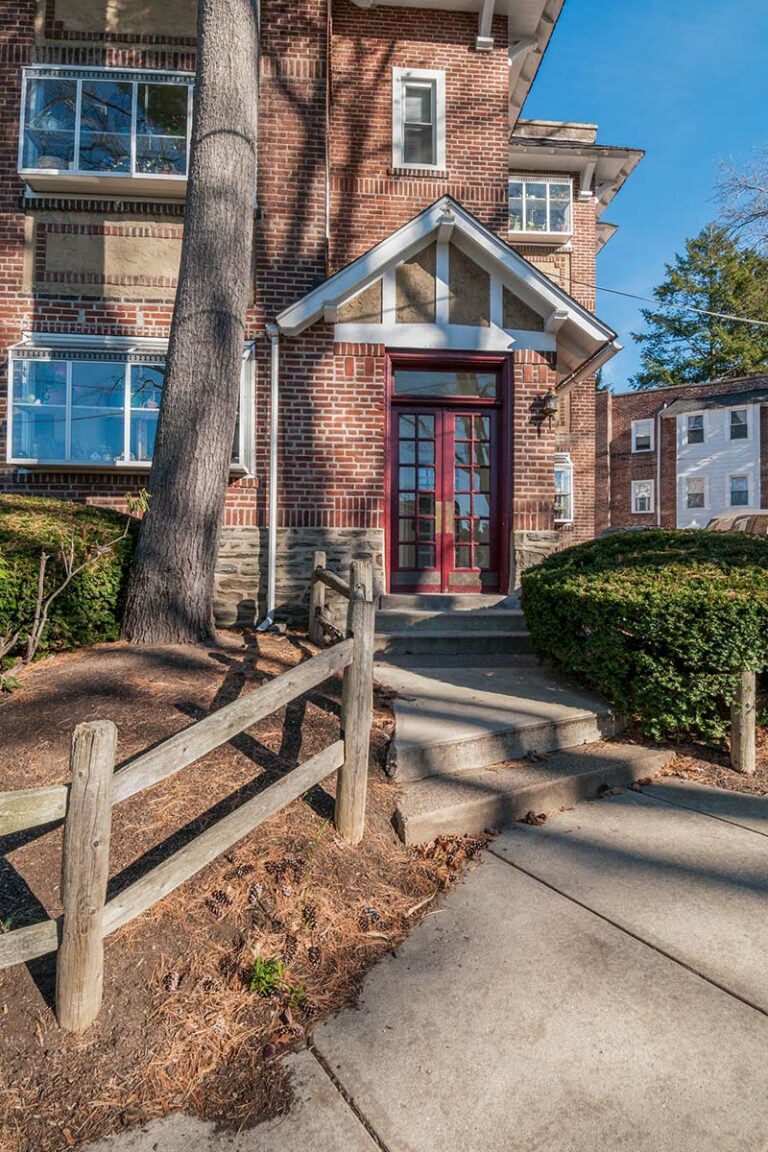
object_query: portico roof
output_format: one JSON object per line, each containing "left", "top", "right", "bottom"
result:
{"left": 275, "top": 196, "right": 621, "bottom": 390}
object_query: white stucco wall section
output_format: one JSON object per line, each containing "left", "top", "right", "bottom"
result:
{"left": 675, "top": 404, "right": 761, "bottom": 528}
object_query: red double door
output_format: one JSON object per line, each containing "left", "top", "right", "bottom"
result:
{"left": 390, "top": 404, "right": 501, "bottom": 594}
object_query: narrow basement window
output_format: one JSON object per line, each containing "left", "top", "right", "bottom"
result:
{"left": 554, "top": 453, "right": 574, "bottom": 522}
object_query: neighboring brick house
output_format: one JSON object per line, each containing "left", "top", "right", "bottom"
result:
{"left": 596, "top": 377, "right": 768, "bottom": 532}
{"left": 0, "top": 0, "right": 642, "bottom": 623}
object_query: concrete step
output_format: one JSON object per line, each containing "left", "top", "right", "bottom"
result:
{"left": 375, "top": 661, "right": 622, "bottom": 783}
{"left": 374, "top": 629, "right": 534, "bottom": 658}
{"left": 376, "top": 609, "right": 528, "bottom": 633}
{"left": 394, "top": 742, "right": 674, "bottom": 844}
{"left": 379, "top": 593, "right": 520, "bottom": 611}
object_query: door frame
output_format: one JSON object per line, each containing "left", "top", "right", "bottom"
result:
{"left": 384, "top": 350, "right": 513, "bottom": 595}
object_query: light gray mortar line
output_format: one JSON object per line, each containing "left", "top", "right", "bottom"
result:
{"left": 488, "top": 846, "right": 768, "bottom": 1020}
{"left": 306, "top": 1039, "right": 394, "bottom": 1152}
{"left": 637, "top": 784, "right": 768, "bottom": 840}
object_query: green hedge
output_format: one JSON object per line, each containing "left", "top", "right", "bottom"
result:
{"left": 521, "top": 530, "right": 768, "bottom": 744}
{"left": 0, "top": 495, "right": 136, "bottom": 660}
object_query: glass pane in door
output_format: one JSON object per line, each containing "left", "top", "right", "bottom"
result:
{"left": 396, "top": 412, "right": 436, "bottom": 572}
{"left": 453, "top": 413, "right": 492, "bottom": 572}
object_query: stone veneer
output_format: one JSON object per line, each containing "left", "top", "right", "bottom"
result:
{"left": 214, "top": 525, "right": 385, "bottom": 628}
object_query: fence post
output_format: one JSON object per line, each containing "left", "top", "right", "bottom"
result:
{"left": 731, "top": 670, "right": 756, "bottom": 775}
{"left": 56, "top": 720, "right": 116, "bottom": 1033}
{"left": 309, "top": 550, "right": 326, "bottom": 644}
{"left": 336, "top": 559, "right": 375, "bottom": 845}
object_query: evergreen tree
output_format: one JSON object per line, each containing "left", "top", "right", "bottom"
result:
{"left": 629, "top": 224, "right": 768, "bottom": 390}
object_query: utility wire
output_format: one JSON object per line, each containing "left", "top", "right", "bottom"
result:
{"left": 569, "top": 277, "right": 768, "bottom": 328}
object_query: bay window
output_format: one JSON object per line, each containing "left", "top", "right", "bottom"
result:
{"left": 508, "top": 178, "right": 573, "bottom": 238}
{"left": 8, "top": 339, "right": 253, "bottom": 470}
{"left": 19, "top": 66, "right": 193, "bottom": 196}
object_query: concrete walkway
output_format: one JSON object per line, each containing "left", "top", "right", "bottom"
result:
{"left": 88, "top": 780, "right": 768, "bottom": 1152}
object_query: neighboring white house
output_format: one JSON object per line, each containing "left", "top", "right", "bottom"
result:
{"left": 669, "top": 395, "right": 762, "bottom": 528}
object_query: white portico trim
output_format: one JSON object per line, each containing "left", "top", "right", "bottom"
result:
{"left": 275, "top": 196, "right": 620, "bottom": 384}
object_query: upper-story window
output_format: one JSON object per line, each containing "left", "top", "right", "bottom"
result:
{"left": 8, "top": 338, "right": 253, "bottom": 471}
{"left": 392, "top": 68, "right": 445, "bottom": 170}
{"left": 730, "top": 408, "right": 749, "bottom": 440}
{"left": 19, "top": 66, "right": 193, "bottom": 197}
{"left": 686, "top": 413, "right": 704, "bottom": 444}
{"left": 631, "top": 418, "right": 654, "bottom": 453}
{"left": 508, "top": 178, "right": 572, "bottom": 239}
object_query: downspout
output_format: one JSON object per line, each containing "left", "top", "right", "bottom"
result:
{"left": 324, "top": 0, "right": 332, "bottom": 276}
{"left": 656, "top": 401, "right": 667, "bottom": 527}
{"left": 257, "top": 322, "right": 280, "bottom": 630}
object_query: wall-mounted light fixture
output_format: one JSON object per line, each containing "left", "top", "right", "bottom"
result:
{"left": 541, "top": 390, "right": 558, "bottom": 420}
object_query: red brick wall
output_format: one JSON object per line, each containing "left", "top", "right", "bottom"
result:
{"left": 598, "top": 378, "right": 768, "bottom": 529}
{"left": 328, "top": 0, "right": 509, "bottom": 267}
{"left": 512, "top": 349, "right": 557, "bottom": 532}
{"left": 277, "top": 332, "right": 386, "bottom": 530}
{"left": 0, "top": 0, "right": 604, "bottom": 596}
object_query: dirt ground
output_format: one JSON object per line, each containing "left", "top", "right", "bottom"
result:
{"left": 0, "top": 632, "right": 485, "bottom": 1152}
{"left": 657, "top": 726, "right": 768, "bottom": 797}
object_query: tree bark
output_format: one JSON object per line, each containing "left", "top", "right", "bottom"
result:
{"left": 121, "top": 0, "right": 258, "bottom": 644}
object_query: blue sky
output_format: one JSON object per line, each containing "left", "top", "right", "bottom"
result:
{"left": 523, "top": 0, "right": 768, "bottom": 390}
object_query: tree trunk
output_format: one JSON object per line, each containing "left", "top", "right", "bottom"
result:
{"left": 121, "top": 0, "right": 258, "bottom": 644}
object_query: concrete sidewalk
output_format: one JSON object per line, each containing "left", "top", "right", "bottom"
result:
{"left": 88, "top": 781, "right": 768, "bottom": 1152}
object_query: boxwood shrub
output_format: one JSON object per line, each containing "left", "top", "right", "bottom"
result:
{"left": 521, "top": 530, "right": 768, "bottom": 744}
{"left": 0, "top": 494, "right": 136, "bottom": 660}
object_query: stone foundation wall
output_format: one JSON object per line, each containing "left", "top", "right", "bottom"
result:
{"left": 214, "top": 525, "right": 385, "bottom": 629}
{"left": 511, "top": 530, "right": 561, "bottom": 590}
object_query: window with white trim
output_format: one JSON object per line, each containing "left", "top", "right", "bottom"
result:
{"left": 631, "top": 479, "right": 654, "bottom": 514}
{"left": 19, "top": 66, "right": 193, "bottom": 196}
{"left": 392, "top": 68, "right": 445, "bottom": 170}
{"left": 554, "top": 452, "right": 573, "bottom": 522}
{"left": 8, "top": 340, "right": 253, "bottom": 470}
{"left": 508, "top": 178, "right": 573, "bottom": 237}
{"left": 684, "top": 476, "right": 706, "bottom": 510}
{"left": 730, "top": 408, "right": 749, "bottom": 440}
{"left": 729, "top": 474, "right": 750, "bottom": 507}
{"left": 631, "top": 418, "right": 654, "bottom": 453}
{"left": 686, "top": 413, "right": 704, "bottom": 444}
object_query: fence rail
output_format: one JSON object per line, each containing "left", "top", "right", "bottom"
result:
{"left": 0, "top": 558, "right": 375, "bottom": 1034}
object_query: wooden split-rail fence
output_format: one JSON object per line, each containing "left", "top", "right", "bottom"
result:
{"left": 0, "top": 558, "right": 375, "bottom": 1034}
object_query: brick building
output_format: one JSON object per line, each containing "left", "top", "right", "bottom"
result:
{"left": 0, "top": 0, "right": 642, "bottom": 622}
{"left": 596, "top": 377, "right": 768, "bottom": 532}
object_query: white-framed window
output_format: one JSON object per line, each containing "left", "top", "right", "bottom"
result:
{"left": 631, "top": 418, "right": 654, "bottom": 453}
{"left": 729, "top": 473, "right": 750, "bottom": 507}
{"left": 685, "top": 412, "right": 705, "bottom": 445}
{"left": 631, "top": 479, "right": 654, "bottom": 514}
{"left": 392, "top": 68, "right": 445, "bottom": 170}
{"left": 508, "top": 178, "right": 573, "bottom": 237}
{"left": 7, "top": 336, "right": 254, "bottom": 471}
{"left": 18, "top": 65, "right": 193, "bottom": 196}
{"left": 684, "top": 476, "right": 706, "bottom": 510}
{"left": 554, "top": 452, "right": 573, "bottom": 523}
{"left": 730, "top": 408, "right": 749, "bottom": 440}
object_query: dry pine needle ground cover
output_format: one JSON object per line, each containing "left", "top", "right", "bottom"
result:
{"left": 0, "top": 632, "right": 485, "bottom": 1152}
